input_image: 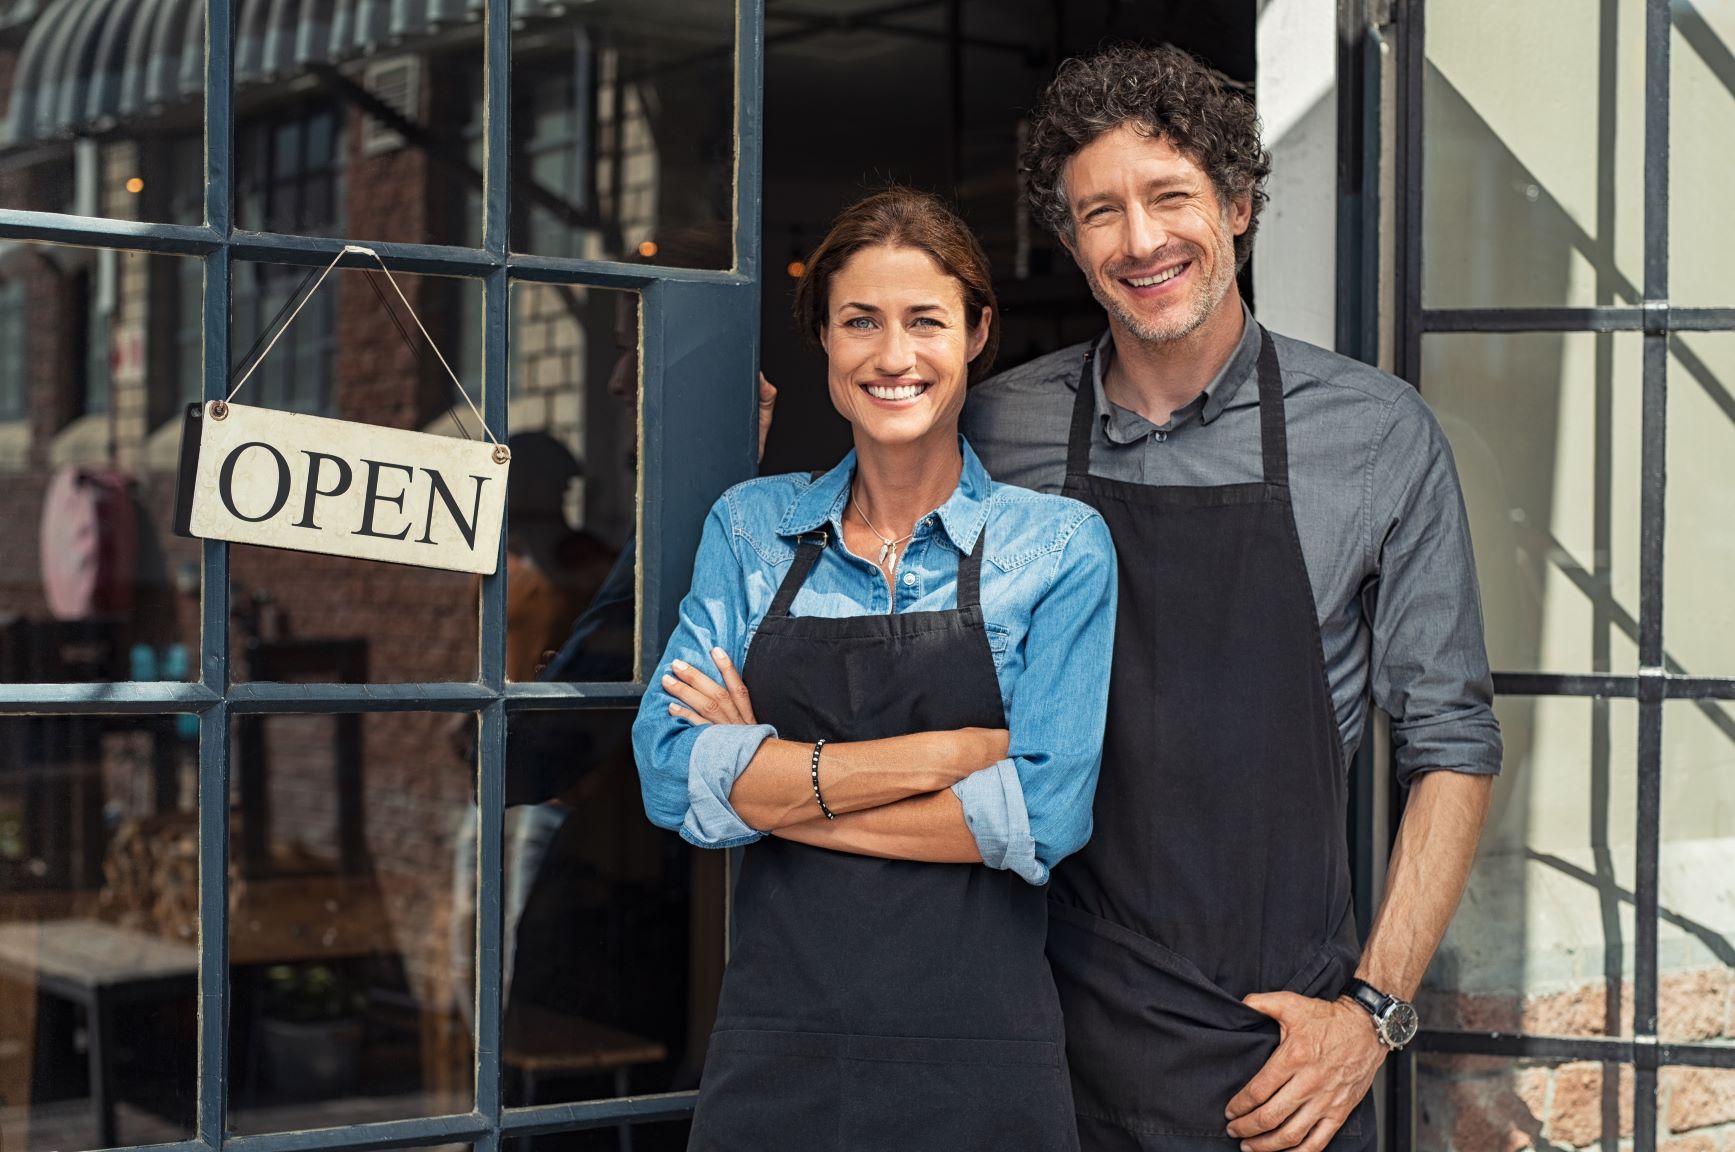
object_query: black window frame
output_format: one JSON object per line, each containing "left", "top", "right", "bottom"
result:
{"left": 1370, "top": 1, "right": 1735, "bottom": 1148}
{"left": 0, "top": 1, "right": 765, "bottom": 1148}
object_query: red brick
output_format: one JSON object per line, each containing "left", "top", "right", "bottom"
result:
{"left": 1443, "top": 1067, "right": 1549, "bottom": 1152}
{"left": 1660, "top": 969, "right": 1734, "bottom": 1043}
{"left": 1658, "top": 1134, "right": 1716, "bottom": 1152}
{"left": 1548, "top": 1062, "right": 1633, "bottom": 1147}
{"left": 1524, "top": 982, "right": 1634, "bottom": 1037}
{"left": 1667, "top": 1069, "right": 1735, "bottom": 1134}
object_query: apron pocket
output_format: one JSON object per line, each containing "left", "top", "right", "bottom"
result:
{"left": 840, "top": 1033, "right": 1075, "bottom": 1152}
{"left": 1047, "top": 901, "right": 1278, "bottom": 1139}
{"left": 691, "top": 1030, "right": 844, "bottom": 1152}
{"left": 699, "top": 1029, "right": 1075, "bottom": 1152}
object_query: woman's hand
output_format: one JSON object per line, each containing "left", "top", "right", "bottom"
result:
{"left": 663, "top": 647, "right": 757, "bottom": 727}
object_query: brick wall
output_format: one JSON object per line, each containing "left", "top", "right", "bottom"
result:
{"left": 1419, "top": 971, "right": 1735, "bottom": 1150}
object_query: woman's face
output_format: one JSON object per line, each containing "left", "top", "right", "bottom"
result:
{"left": 820, "top": 244, "right": 990, "bottom": 451}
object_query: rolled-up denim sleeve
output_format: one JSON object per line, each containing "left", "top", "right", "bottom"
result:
{"left": 953, "top": 509, "right": 1117, "bottom": 885}
{"left": 683, "top": 723, "right": 776, "bottom": 846}
{"left": 632, "top": 496, "right": 773, "bottom": 848}
{"left": 1369, "top": 389, "right": 1504, "bottom": 785}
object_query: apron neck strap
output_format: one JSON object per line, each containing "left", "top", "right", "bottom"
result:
{"left": 955, "top": 533, "right": 984, "bottom": 612}
{"left": 769, "top": 531, "right": 828, "bottom": 618}
{"left": 1063, "top": 325, "right": 1289, "bottom": 488}
{"left": 1064, "top": 340, "right": 1101, "bottom": 480}
{"left": 1253, "top": 327, "right": 1289, "bottom": 489}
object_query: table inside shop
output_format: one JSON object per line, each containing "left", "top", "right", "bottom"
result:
{"left": 0, "top": 919, "right": 197, "bottom": 1148}
{"left": 0, "top": 878, "right": 395, "bottom": 1146}
{"left": 502, "top": 1001, "right": 669, "bottom": 1152}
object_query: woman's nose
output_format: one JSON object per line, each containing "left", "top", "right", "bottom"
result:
{"left": 874, "top": 326, "right": 916, "bottom": 374}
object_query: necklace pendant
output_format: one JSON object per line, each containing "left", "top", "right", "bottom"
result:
{"left": 876, "top": 541, "right": 894, "bottom": 568}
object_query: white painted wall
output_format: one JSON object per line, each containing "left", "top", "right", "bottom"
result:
{"left": 1253, "top": 0, "right": 1339, "bottom": 349}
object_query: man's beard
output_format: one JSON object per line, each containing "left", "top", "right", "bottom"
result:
{"left": 1082, "top": 227, "right": 1239, "bottom": 347}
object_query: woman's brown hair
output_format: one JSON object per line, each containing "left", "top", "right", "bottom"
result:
{"left": 793, "top": 187, "right": 1001, "bottom": 384}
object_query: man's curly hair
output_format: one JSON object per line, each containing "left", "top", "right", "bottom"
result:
{"left": 1023, "top": 43, "right": 1271, "bottom": 272}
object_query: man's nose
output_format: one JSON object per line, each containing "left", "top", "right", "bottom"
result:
{"left": 1123, "top": 204, "right": 1168, "bottom": 263}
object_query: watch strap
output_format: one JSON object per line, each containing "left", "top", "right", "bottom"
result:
{"left": 1342, "top": 978, "right": 1390, "bottom": 1019}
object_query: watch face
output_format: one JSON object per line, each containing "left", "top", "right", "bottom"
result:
{"left": 1381, "top": 1001, "right": 1421, "bottom": 1048}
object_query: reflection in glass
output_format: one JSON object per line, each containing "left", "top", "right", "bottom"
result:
{"left": 0, "top": 715, "right": 198, "bottom": 1150}
{"left": 1422, "top": 0, "right": 1645, "bottom": 310}
{"left": 228, "top": 262, "right": 479, "bottom": 684}
{"left": 1665, "top": 333, "right": 1735, "bottom": 679}
{"left": 1415, "top": 1055, "right": 1627, "bottom": 1151}
{"left": 0, "top": 245, "right": 203, "bottom": 684}
{"left": 493, "top": 712, "right": 724, "bottom": 1135}
{"left": 1658, "top": 702, "right": 1735, "bottom": 1048}
{"left": 1419, "top": 698, "right": 1635, "bottom": 1039}
{"left": 510, "top": 1, "right": 736, "bottom": 266}
{"left": 504, "top": 284, "right": 645, "bottom": 683}
{"left": 230, "top": 9, "right": 481, "bottom": 247}
{"left": 1421, "top": 332, "right": 1642, "bottom": 676}
{"left": 0, "top": 4, "right": 205, "bottom": 226}
{"left": 227, "top": 712, "right": 475, "bottom": 1132}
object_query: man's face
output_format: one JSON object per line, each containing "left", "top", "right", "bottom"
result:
{"left": 1059, "top": 123, "right": 1250, "bottom": 346}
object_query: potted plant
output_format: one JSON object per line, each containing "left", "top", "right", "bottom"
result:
{"left": 257, "top": 962, "right": 366, "bottom": 1100}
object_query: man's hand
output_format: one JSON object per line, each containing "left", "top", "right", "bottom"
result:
{"left": 1224, "top": 993, "right": 1384, "bottom": 1152}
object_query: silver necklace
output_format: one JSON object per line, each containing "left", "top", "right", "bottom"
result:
{"left": 849, "top": 492, "right": 915, "bottom": 570}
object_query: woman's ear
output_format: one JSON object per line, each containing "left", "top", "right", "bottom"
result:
{"left": 817, "top": 314, "right": 830, "bottom": 355}
{"left": 967, "top": 307, "right": 992, "bottom": 363}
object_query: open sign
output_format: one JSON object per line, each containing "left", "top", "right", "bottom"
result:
{"left": 175, "top": 401, "right": 508, "bottom": 575}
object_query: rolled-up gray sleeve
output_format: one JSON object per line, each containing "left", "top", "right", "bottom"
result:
{"left": 1368, "top": 388, "right": 1504, "bottom": 785}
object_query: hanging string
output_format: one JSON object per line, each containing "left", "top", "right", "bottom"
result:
{"left": 222, "top": 244, "right": 498, "bottom": 448}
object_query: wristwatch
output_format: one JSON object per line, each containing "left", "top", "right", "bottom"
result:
{"left": 1342, "top": 978, "right": 1420, "bottom": 1050}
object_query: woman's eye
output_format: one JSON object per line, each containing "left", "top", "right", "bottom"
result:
{"left": 844, "top": 316, "right": 875, "bottom": 329}
{"left": 912, "top": 317, "right": 944, "bottom": 329}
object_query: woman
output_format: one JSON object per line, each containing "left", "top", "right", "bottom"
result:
{"left": 633, "top": 187, "right": 1116, "bottom": 1151}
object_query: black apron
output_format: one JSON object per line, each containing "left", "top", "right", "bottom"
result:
{"left": 1047, "top": 329, "right": 1374, "bottom": 1152}
{"left": 688, "top": 525, "right": 1079, "bottom": 1152}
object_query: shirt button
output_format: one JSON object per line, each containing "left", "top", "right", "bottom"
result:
{"left": 903, "top": 572, "right": 917, "bottom": 587}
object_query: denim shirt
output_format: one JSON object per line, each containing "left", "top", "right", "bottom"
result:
{"left": 632, "top": 438, "right": 1117, "bottom": 885}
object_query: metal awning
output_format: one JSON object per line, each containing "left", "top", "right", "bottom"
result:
{"left": 1, "top": 0, "right": 496, "bottom": 147}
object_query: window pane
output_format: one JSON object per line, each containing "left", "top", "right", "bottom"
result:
{"left": 0, "top": 243, "right": 203, "bottom": 686}
{"left": 1658, "top": 701, "right": 1735, "bottom": 1051}
{"left": 228, "top": 261, "right": 480, "bottom": 684}
{"left": 1416, "top": 1055, "right": 1632, "bottom": 1151}
{"left": 1670, "top": 3, "right": 1735, "bottom": 307}
{"left": 1422, "top": 0, "right": 1646, "bottom": 310}
{"left": 0, "top": 715, "right": 198, "bottom": 1151}
{"left": 1665, "top": 332, "right": 1735, "bottom": 678}
{"left": 1419, "top": 698, "right": 1636, "bottom": 1040}
{"left": 509, "top": 1, "right": 736, "bottom": 267}
{"left": 227, "top": 711, "right": 475, "bottom": 1133}
{"left": 1421, "top": 332, "right": 1642, "bottom": 677}
{"left": 0, "top": 5, "right": 206, "bottom": 226}
{"left": 498, "top": 712, "right": 724, "bottom": 1114}
{"left": 505, "top": 284, "right": 639, "bottom": 684}
{"left": 230, "top": 24, "right": 478, "bottom": 247}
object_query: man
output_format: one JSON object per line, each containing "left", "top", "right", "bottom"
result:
{"left": 962, "top": 44, "right": 1500, "bottom": 1152}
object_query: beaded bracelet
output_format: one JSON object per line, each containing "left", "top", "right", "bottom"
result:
{"left": 809, "top": 739, "right": 836, "bottom": 821}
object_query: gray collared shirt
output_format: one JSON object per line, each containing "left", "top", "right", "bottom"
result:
{"left": 962, "top": 309, "right": 1503, "bottom": 782}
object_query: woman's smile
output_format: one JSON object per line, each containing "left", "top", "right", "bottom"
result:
{"left": 862, "top": 377, "right": 932, "bottom": 405}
